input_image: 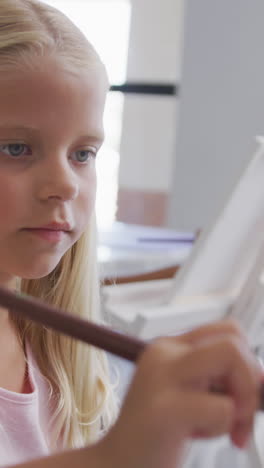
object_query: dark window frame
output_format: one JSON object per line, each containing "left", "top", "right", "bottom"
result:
{"left": 110, "top": 82, "right": 179, "bottom": 96}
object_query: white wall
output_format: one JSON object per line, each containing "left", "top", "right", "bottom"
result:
{"left": 168, "top": 0, "right": 264, "bottom": 230}
{"left": 118, "top": 0, "right": 184, "bottom": 193}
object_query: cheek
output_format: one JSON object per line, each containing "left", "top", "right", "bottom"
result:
{"left": 78, "top": 171, "right": 97, "bottom": 220}
{"left": 0, "top": 175, "right": 25, "bottom": 222}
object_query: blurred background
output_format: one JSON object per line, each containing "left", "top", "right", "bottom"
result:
{"left": 42, "top": 0, "right": 264, "bottom": 390}
{"left": 44, "top": 0, "right": 264, "bottom": 238}
{"left": 44, "top": 0, "right": 182, "bottom": 231}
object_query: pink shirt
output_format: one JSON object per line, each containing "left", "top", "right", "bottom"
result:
{"left": 0, "top": 346, "right": 54, "bottom": 467}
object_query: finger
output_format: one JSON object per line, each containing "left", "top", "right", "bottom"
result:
{"left": 190, "top": 332, "right": 262, "bottom": 386}
{"left": 174, "top": 319, "right": 247, "bottom": 346}
{"left": 172, "top": 337, "right": 260, "bottom": 421}
{"left": 171, "top": 390, "right": 236, "bottom": 439}
{"left": 230, "top": 418, "right": 255, "bottom": 449}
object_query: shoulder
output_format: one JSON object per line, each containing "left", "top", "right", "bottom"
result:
{"left": 25, "top": 343, "right": 59, "bottom": 449}
{"left": 25, "top": 343, "right": 50, "bottom": 394}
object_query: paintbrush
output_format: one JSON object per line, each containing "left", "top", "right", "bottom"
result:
{"left": 0, "top": 285, "right": 263, "bottom": 410}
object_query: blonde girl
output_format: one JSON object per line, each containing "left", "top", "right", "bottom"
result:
{"left": 0, "top": 0, "right": 116, "bottom": 457}
{"left": 0, "top": 1, "right": 261, "bottom": 468}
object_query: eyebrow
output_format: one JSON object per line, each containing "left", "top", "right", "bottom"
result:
{"left": 0, "top": 125, "right": 38, "bottom": 133}
{"left": 0, "top": 125, "right": 104, "bottom": 144}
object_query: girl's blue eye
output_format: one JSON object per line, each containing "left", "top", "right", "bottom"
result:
{"left": 72, "top": 149, "right": 96, "bottom": 163}
{"left": 0, "top": 144, "right": 30, "bottom": 157}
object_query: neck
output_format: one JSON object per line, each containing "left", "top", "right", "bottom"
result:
{"left": 0, "top": 273, "right": 19, "bottom": 334}
{"left": 0, "top": 274, "right": 28, "bottom": 393}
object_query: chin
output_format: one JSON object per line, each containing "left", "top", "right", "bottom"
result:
{"left": 17, "top": 257, "right": 62, "bottom": 280}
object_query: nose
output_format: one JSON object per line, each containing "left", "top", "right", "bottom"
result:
{"left": 37, "top": 157, "right": 79, "bottom": 202}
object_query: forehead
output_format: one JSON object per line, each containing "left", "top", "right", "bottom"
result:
{"left": 0, "top": 60, "right": 107, "bottom": 139}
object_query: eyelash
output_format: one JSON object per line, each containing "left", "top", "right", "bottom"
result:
{"left": 0, "top": 144, "right": 97, "bottom": 164}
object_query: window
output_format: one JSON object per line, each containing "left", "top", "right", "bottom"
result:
{"left": 43, "top": 0, "right": 131, "bottom": 228}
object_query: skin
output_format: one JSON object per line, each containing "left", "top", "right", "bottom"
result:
{"left": 0, "top": 57, "right": 107, "bottom": 392}
{"left": 18, "top": 320, "right": 263, "bottom": 468}
{"left": 0, "top": 59, "right": 106, "bottom": 281}
{"left": 0, "top": 58, "right": 262, "bottom": 468}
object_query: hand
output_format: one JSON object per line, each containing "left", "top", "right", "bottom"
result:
{"left": 100, "top": 320, "right": 263, "bottom": 468}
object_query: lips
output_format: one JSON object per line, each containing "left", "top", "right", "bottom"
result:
{"left": 21, "top": 222, "right": 73, "bottom": 243}
{"left": 22, "top": 228, "right": 67, "bottom": 243}
{"left": 35, "top": 222, "right": 72, "bottom": 231}
{"left": 23, "top": 222, "right": 73, "bottom": 232}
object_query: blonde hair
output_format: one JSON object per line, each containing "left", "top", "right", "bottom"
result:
{"left": 0, "top": 0, "right": 117, "bottom": 449}
{"left": 0, "top": 0, "right": 105, "bottom": 74}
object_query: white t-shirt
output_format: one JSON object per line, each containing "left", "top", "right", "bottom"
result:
{"left": 0, "top": 345, "right": 55, "bottom": 467}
